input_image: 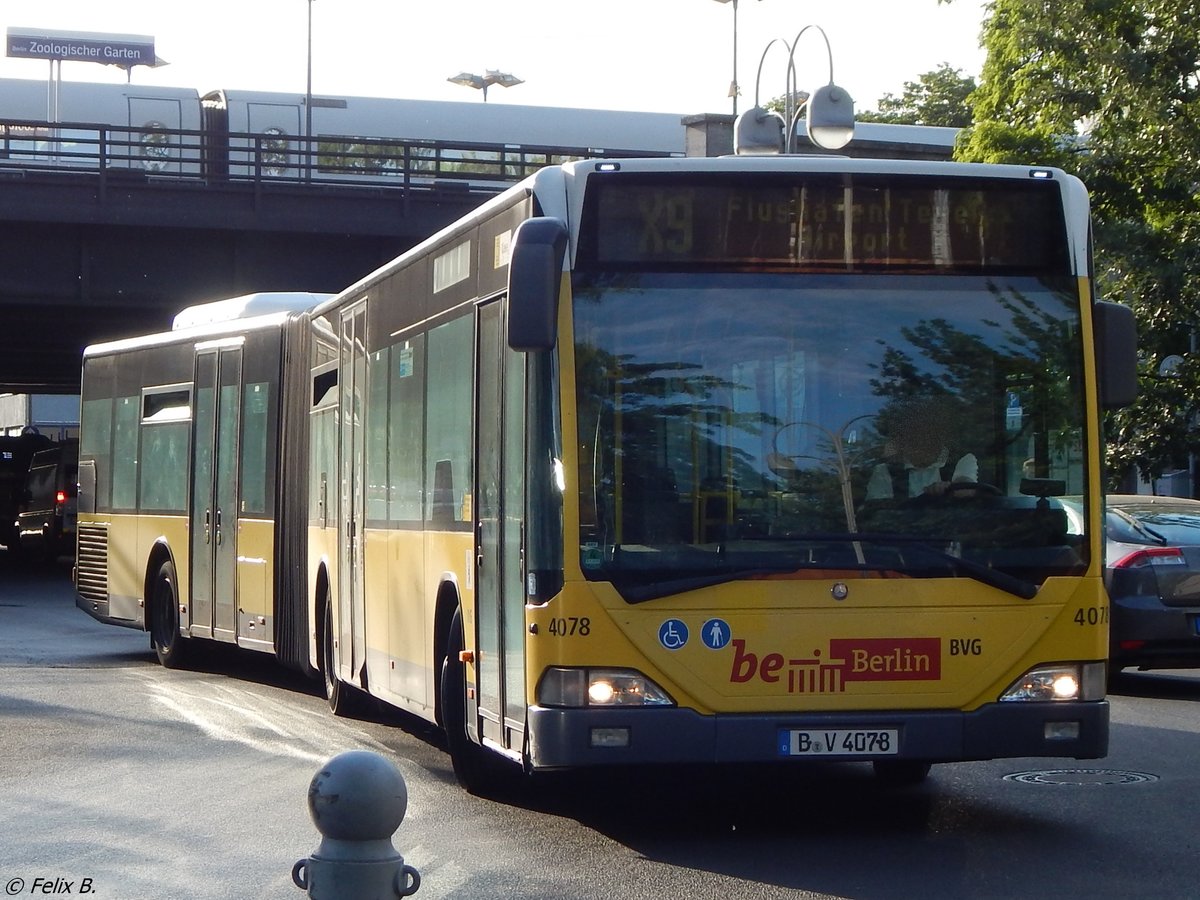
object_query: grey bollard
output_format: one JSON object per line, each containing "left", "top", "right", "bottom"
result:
{"left": 292, "top": 750, "right": 421, "bottom": 899}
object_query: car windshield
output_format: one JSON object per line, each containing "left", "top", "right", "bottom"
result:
{"left": 572, "top": 271, "right": 1090, "bottom": 600}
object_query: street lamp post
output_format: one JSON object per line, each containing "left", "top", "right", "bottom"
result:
{"left": 447, "top": 69, "right": 524, "bottom": 102}
{"left": 305, "top": 0, "right": 314, "bottom": 177}
{"left": 734, "top": 24, "right": 855, "bottom": 154}
{"left": 712, "top": 0, "right": 739, "bottom": 116}
{"left": 712, "top": 0, "right": 761, "bottom": 118}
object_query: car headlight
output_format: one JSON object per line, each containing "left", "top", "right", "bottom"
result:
{"left": 537, "top": 667, "right": 675, "bottom": 708}
{"left": 1000, "top": 662, "right": 1106, "bottom": 702}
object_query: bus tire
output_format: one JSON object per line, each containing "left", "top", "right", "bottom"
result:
{"left": 321, "top": 600, "right": 346, "bottom": 714}
{"left": 150, "top": 560, "right": 188, "bottom": 669}
{"left": 873, "top": 760, "right": 932, "bottom": 787}
{"left": 440, "top": 608, "right": 491, "bottom": 794}
{"left": 321, "top": 597, "right": 365, "bottom": 717}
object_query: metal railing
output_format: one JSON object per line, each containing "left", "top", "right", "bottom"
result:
{"left": 0, "top": 118, "right": 677, "bottom": 193}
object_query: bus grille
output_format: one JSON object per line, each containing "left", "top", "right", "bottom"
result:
{"left": 75, "top": 523, "right": 109, "bottom": 606}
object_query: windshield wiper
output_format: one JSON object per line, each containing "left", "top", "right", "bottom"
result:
{"left": 771, "top": 532, "right": 1038, "bottom": 599}
{"left": 615, "top": 568, "right": 799, "bottom": 604}
{"left": 873, "top": 535, "right": 1040, "bottom": 600}
{"left": 612, "top": 533, "right": 1038, "bottom": 602}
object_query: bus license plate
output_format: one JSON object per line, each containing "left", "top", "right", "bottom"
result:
{"left": 781, "top": 729, "right": 899, "bottom": 757}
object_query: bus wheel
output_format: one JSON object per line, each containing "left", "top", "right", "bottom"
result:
{"left": 873, "top": 760, "right": 932, "bottom": 787}
{"left": 439, "top": 609, "right": 491, "bottom": 794}
{"left": 150, "top": 560, "right": 188, "bottom": 669}
{"left": 321, "top": 601, "right": 361, "bottom": 717}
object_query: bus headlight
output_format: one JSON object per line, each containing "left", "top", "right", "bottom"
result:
{"left": 537, "top": 667, "right": 675, "bottom": 708}
{"left": 999, "top": 663, "right": 1106, "bottom": 702}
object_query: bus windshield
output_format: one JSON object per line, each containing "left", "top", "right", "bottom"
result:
{"left": 571, "top": 270, "right": 1088, "bottom": 600}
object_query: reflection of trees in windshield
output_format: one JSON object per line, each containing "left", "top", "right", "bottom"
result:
{"left": 575, "top": 342, "right": 774, "bottom": 547}
{"left": 868, "top": 281, "right": 1082, "bottom": 496}
{"left": 572, "top": 274, "right": 1088, "bottom": 583}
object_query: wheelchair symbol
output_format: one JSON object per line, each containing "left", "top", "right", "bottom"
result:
{"left": 658, "top": 619, "right": 689, "bottom": 650}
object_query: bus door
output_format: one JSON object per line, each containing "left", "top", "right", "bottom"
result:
{"left": 190, "top": 343, "right": 242, "bottom": 641}
{"left": 336, "top": 302, "right": 368, "bottom": 688}
{"left": 474, "top": 299, "right": 528, "bottom": 753}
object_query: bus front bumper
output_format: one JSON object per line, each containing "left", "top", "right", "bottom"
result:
{"left": 526, "top": 700, "right": 1109, "bottom": 770}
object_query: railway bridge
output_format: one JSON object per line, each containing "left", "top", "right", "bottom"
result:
{"left": 0, "top": 111, "right": 953, "bottom": 396}
{"left": 0, "top": 128, "right": 590, "bottom": 393}
{"left": 0, "top": 166, "right": 489, "bottom": 392}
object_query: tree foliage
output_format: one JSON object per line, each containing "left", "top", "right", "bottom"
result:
{"left": 858, "top": 64, "right": 978, "bottom": 127}
{"left": 956, "top": 0, "right": 1200, "bottom": 486}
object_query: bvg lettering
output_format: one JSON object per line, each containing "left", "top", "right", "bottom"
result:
{"left": 950, "top": 637, "right": 983, "bottom": 656}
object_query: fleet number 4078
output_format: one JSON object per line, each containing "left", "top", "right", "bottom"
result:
{"left": 1074, "top": 606, "right": 1109, "bottom": 626}
{"left": 547, "top": 616, "right": 591, "bottom": 636}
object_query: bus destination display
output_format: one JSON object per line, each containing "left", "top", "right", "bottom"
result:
{"left": 587, "top": 177, "right": 1069, "bottom": 272}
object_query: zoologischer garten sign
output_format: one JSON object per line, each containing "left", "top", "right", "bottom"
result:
{"left": 6, "top": 27, "right": 155, "bottom": 67}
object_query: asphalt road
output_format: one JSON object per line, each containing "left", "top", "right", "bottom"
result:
{"left": 2, "top": 555, "right": 1199, "bottom": 900}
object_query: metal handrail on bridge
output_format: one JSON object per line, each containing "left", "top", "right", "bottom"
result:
{"left": 0, "top": 117, "right": 677, "bottom": 193}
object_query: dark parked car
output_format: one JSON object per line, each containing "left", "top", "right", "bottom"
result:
{"left": 16, "top": 440, "right": 77, "bottom": 562}
{"left": 1100, "top": 494, "right": 1200, "bottom": 674}
{"left": 0, "top": 432, "right": 53, "bottom": 551}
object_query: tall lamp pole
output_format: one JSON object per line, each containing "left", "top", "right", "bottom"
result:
{"left": 305, "top": 0, "right": 314, "bottom": 146}
{"left": 710, "top": 0, "right": 739, "bottom": 116}
{"left": 713, "top": 0, "right": 760, "bottom": 117}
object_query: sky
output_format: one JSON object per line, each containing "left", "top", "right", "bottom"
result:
{"left": 0, "top": 1, "right": 988, "bottom": 116}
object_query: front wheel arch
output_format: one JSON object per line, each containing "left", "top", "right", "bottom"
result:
{"left": 317, "top": 572, "right": 366, "bottom": 717}
{"left": 142, "top": 542, "right": 176, "bottom": 631}
{"left": 432, "top": 580, "right": 462, "bottom": 730}
{"left": 439, "top": 606, "right": 493, "bottom": 793}
{"left": 149, "top": 555, "right": 188, "bottom": 669}
{"left": 313, "top": 564, "right": 332, "bottom": 676}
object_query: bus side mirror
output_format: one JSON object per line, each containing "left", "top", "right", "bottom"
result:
{"left": 1095, "top": 300, "right": 1138, "bottom": 409}
{"left": 508, "top": 217, "right": 567, "bottom": 352}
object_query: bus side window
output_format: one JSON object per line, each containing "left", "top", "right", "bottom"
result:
{"left": 432, "top": 459, "right": 454, "bottom": 526}
{"left": 311, "top": 363, "right": 338, "bottom": 529}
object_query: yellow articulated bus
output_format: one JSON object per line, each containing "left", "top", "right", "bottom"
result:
{"left": 75, "top": 293, "right": 330, "bottom": 669}
{"left": 78, "top": 156, "right": 1137, "bottom": 791}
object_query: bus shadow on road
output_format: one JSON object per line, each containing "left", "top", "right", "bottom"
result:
{"left": 173, "top": 641, "right": 326, "bottom": 699}
{"left": 492, "top": 763, "right": 1066, "bottom": 898}
{"left": 1108, "top": 670, "right": 1200, "bottom": 701}
{"left": 523, "top": 762, "right": 939, "bottom": 831}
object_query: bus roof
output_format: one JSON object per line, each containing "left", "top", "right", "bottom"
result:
{"left": 310, "top": 154, "right": 1087, "bottom": 320}
{"left": 84, "top": 292, "right": 333, "bottom": 359}
{"left": 171, "top": 292, "right": 333, "bottom": 330}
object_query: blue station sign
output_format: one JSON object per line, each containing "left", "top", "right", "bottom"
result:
{"left": 6, "top": 28, "right": 155, "bottom": 67}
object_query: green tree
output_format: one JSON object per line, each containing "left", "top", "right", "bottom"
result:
{"left": 955, "top": 0, "right": 1200, "bottom": 487}
{"left": 858, "top": 64, "right": 978, "bottom": 127}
